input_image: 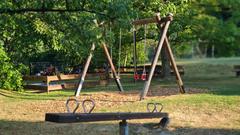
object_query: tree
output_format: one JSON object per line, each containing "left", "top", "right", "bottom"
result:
{"left": 0, "top": 41, "right": 22, "bottom": 90}
{"left": 188, "top": 0, "right": 240, "bottom": 57}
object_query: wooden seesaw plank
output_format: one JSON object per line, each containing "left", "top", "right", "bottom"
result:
{"left": 45, "top": 112, "right": 168, "bottom": 123}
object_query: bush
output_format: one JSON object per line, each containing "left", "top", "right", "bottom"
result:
{"left": 0, "top": 44, "right": 23, "bottom": 91}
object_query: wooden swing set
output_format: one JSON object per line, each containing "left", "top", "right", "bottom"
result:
{"left": 132, "top": 13, "right": 185, "bottom": 100}
{"left": 75, "top": 13, "right": 185, "bottom": 100}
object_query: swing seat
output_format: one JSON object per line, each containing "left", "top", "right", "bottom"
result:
{"left": 141, "top": 73, "right": 147, "bottom": 80}
{"left": 134, "top": 74, "right": 140, "bottom": 80}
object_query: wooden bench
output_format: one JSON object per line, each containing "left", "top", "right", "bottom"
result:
{"left": 116, "top": 65, "right": 184, "bottom": 76}
{"left": 23, "top": 73, "right": 108, "bottom": 93}
{"left": 233, "top": 65, "right": 240, "bottom": 77}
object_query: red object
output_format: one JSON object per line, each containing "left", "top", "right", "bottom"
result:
{"left": 134, "top": 74, "right": 140, "bottom": 80}
{"left": 141, "top": 73, "right": 147, "bottom": 80}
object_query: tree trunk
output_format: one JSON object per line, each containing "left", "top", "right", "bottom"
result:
{"left": 211, "top": 45, "right": 215, "bottom": 58}
{"left": 196, "top": 44, "right": 203, "bottom": 58}
{"left": 161, "top": 45, "right": 171, "bottom": 79}
{"left": 204, "top": 45, "right": 208, "bottom": 58}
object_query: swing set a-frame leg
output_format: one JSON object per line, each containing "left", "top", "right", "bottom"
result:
{"left": 164, "top": 37, "right": 185, "bottom": 94}
{"left": 102, "top": 42, "right": 124, "bottom": 92}
{"left": 140, "top": 20, "right": 171, "bottom": 100}
{"left": 75, "top": 43, "right": 95, "bottom": 97}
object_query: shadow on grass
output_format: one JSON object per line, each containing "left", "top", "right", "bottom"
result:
{"left": 0, "top": 120, "right": 239, "bottom": 135}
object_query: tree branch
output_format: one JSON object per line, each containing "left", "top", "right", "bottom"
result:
{"left": 0, "top": 8, "right": 113, "bottom": 19}
{"left": 65, "top": 0, "right": 69, "bottom": 10}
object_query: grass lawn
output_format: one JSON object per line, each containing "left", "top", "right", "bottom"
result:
{"left": 0, "top": 57, "right": 240, "bottom": 135}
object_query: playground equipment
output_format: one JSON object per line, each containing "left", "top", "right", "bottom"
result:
{"left": 141, "top": 24, "right": 148, "bottom": 81}
{"left": 132, "top": 25, "right": 147, "bottom": 81}
{"left": 23, "top": 62, "right": 109, "bottom": 93}
{"left": 45, "top": 98, "right": 169, "bottom": 135}
{"left": 118, "top": 65, "right": 184, "bottom": 77}
{"left": 74, "top": 42, "right": 124, "bottom": 96}
{"left": 24, "top": 13, "right": 185, "bottom": 100}
{"left": 133, "top": 24, "right": 148, "bottom": 81}
{"left": 132, "top": 13, "right": 185, "bottom": 100}
{"left": 23, "top": 73, "right": 106, "bottom": 93}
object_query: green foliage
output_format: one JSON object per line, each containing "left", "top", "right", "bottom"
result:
{"left": 188, "top": 0, "right": 240, "bottom": 57}
{"left": 0, "top": 41, "right": 23, "bottom": 91}
{"left": 175, "top": 43, "right": 193, "bottom": 58}
{"left": 0, "top": 0, "right": 239, "bottom": 91}
{"left": 0, "top": 0, "right": 190, "bottom": 67}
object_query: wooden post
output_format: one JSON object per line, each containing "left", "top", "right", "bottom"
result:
{"left": 140, "top": 16, "right": 172, "bottom": 100}
{"left": 75, "top": 43, "right": 95, "bottom": 97}
{"left": 164, "top": 38, "right": 185, "bottom": 93}
{"left": 102, "top": 42, "right": 124, "bottom": 92}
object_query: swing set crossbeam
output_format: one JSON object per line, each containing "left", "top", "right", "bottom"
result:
{"left": 132, "top": 13, "right": 173, "bottom": 26}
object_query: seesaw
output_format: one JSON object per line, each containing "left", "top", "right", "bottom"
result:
{"left": 45, "top": 98, "right": 169, "bottom": 135}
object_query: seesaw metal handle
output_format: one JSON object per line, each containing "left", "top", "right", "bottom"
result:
{"left": 66, "top": 98, "right": 79, "bottom": 114}
{"left": 147, "top": 103, "right": 163, "bottom": 113}
{"left": 66, "top": 97, "right": 95, "bottom": 114}
{"left": 82, "top": 99, "right": 95, "bottom": 113}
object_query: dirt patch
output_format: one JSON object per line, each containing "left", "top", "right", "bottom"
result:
{"left": 26, "top": 87, "right": 208, "bottom": 114}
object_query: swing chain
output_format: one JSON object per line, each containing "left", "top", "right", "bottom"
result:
{"left": 66, "top": 97, "right": 79, "bottom": 114}
{"left": 118, "top": 28, "right": 122, "bottom": 77}
{"left": 141, "top": 24, "right": 147, "bottom": 80}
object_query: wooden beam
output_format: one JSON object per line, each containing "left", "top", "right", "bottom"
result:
{"left": 164, "top": 37, "right": 185, "bottom": 93}
{"left": 132, "top": 13, "right": 173, "bottom": 26}
{"left": 23, "top": 73, "right": 104, "bottom": 82}
{"left": 24, "top": 81, "right": 101, "bottom": 91}
{"left": 132, "top": 13, "right": 161, "bottom": 26}
{"left": 23, "top": 75, "right": 48, "bottom": 82}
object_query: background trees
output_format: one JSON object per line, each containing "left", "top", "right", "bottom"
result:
{"left": 188, "top": 0, "right": 240, "bottom": 57}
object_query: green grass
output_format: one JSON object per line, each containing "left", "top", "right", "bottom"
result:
{"left": 0, "top": 57, "right": 240, "bottom": 135}
{"left": 177, "top": 57, "right": 240, "bottom": 65}
{"left": 1, "top": 57, "right": 240, "bottom": 110}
